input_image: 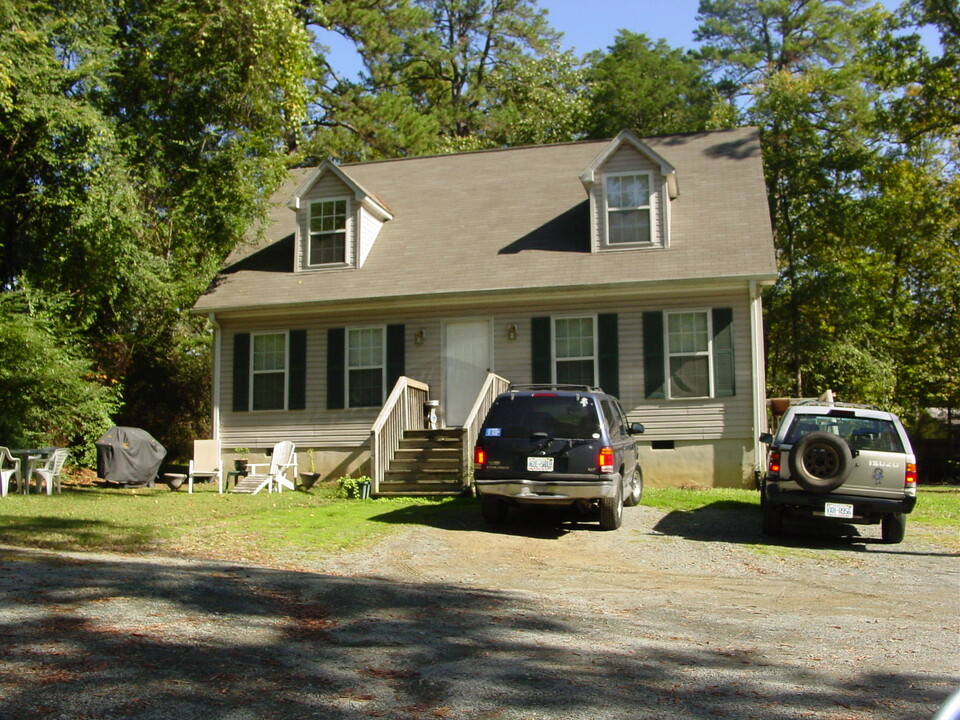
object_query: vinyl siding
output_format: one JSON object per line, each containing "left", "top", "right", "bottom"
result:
{"left": 591, "top": 145, "right": 665, "bottom": 251}
{"left": 215, "top": 287, "right": 756, "bottom": 449}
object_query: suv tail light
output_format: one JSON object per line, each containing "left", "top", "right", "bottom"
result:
{"left": 598, "top": 446, "right": 614, "bottom": 474}
{"left": 474, "top": 446, "right": 486, "bottom": 470}
{"left": 768, "top": 451, "right": 781, "bottom": 475}
{"left": 905, "top": 463, "right": 917, "bottom": 487}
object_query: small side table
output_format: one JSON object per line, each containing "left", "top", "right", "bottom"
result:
{"left": 225, "top": 470, "right": 247, "bottom": 490}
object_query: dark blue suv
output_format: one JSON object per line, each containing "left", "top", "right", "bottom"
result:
{"left": 473, "top": 384, "right": 644, "bottom": 530}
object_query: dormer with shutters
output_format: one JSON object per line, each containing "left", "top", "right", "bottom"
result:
{"left": 580, "top": 131, "right": 679, "bottom": 253}
{"left": 287, "top": 160, "right": 393, "bottom": 271}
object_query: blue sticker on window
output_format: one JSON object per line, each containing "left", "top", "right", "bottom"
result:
{"left": 485, "top": 428, "right": 502, "bottom": 437}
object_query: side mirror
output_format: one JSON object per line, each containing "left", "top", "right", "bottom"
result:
{"left": 759, "top": 432, "right": 773, "bottom": 445}
{"left": 629, "top": 422, "right": 645, "bottom": 435}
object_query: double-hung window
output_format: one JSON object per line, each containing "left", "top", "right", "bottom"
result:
{"left": 605, "top": 172, "right": 652, "bottom": 246}
{"left": 251, "top": 332, "right": 288, "bottom": 411}
{"left": 666, "top": 311, "right": 711, "bottom": 398}
{"left": 347, "top": 327, "right": 385, "bottom": 407}
{"left": 309, "top": 199, "right": 348, "bottom": 266}
{"left": 554, "top": 316, "right": 597, "bottom": 386}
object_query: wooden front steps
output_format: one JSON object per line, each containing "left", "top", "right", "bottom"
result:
{"left": 377, "top": 428, "right": 469, "bottom": 496}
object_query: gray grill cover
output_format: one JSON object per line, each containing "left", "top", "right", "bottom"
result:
{"left": 96, "top": 427, "right": 166, "bottom": 485}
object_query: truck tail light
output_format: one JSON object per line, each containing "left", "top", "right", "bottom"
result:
{"left": 768, "top": 451, "right": 781, "bottom": 474}
{"left": 905, "top": 463, "right": 917, "bottom": 487}
{"left": 598, "top": 446, "right": 614, "bottom": 474}
{"left": 474, "top": 446, "right": 486, "bottom": 469}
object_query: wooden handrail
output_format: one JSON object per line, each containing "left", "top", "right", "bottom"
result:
{"left": 370, "top": 377, "right": 430, "bottom": 493}
{"left": 461, "top": 373, "right": 511, "bottom": 487}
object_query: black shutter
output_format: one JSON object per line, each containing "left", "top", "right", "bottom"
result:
{"left": 232, "top": 333, "right": 250, "bottom": 412}
{"left": 326, "top": 328, "right": 345, "bottom": 410}
{"left": 386, "top": 324, "right": 405, "bottom": 392}
{"left": 288, "top": 330, "right": 307, "bottom": 410}
{"left": 531, "top": 317, "right": 551, "bottom": 383}
{"left": 712, "top": 308, "right": 735, "bottom": 397}
{"left": 643, "top": 312, "right": 665, "bottom": 399}
{"left": 597, "top": 313, "right": 619, "bottom": 397}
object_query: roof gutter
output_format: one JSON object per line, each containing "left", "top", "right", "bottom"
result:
{"left": 208, "top": 312, "right": 221, "bottom": 442}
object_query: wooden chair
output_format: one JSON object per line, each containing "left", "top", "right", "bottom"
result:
{"left": 187, "top": 440, "right": 222, "bottom": 493}
{"left": 231, "top": 441, "right": 297, "bottom": 495}
{"left": 33, "top": 448, "right": 69, "bottom": 494}
{"left": 0, "top": 447, "right": 21, "bottom": 497}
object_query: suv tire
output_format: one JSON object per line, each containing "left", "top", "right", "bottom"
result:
{"left": 623, "top": 465, "right": 643, "bottom": 507}
{"left": 881, "top": 512, "right": 906, "bottom": 544}
{"left": 788, "top": 431, "right": 853, "bottom": 493}
{"left": 480, "top": 495, "right": 509, "bottom": 525}
{"left": 599, "top": 480, "right": 623, "bottom": 530}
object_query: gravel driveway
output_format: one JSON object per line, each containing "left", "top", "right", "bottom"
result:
{"left": 1, "top": 500, "right": 957, "bottom": 720}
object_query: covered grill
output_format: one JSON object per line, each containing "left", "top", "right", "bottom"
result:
{"left": 96, "top": 427, "right": 166, "bottom": 486}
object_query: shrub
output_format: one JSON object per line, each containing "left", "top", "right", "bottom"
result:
{"left": 336, "top": 475, "right": 372, "bottom": 499}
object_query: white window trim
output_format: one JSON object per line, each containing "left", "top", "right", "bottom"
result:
{"left": 602, "top": 170, "right": 656, "bottom": 249}
{"left": 345, "top": 325, "right": 386, "bottom": 408}
{"left": 664, "top": 309, "right": 714, "bottom": 400}
{"left": 307, "top": 196, "right": 352, "bottom": 268}
{"left": 250, "top": 330, "right": 289, "bottom": 412}
{"left": 551, "top": 314, "right": 598, "bottom": 386}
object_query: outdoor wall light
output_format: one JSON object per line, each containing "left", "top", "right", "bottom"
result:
{"left": 507, "top": 324, "right": 518, "bottom": 341}
{"left": 414, "top": 328, "right": 425, "bottom": 345}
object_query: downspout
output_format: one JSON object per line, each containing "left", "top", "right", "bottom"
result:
{"left": 208, "top": 312, "right": 221, "bottom": 442}
{"left": 749, "top": 281, "right": 768, "bottom": 478}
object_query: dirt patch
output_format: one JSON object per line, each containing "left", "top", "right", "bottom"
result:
{"left": 0, "top": 501, "right": 957, "bottom": 720}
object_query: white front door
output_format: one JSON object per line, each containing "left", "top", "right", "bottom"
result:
{"left": 443, "top": 319, "right": 492, "bottom": 426}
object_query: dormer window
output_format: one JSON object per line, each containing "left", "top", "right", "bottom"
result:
{"left": 309, "top": 199, "right": 348, "bottom": 266}
{"left": 605, "top": 172, "right": 652, "bottom": 246}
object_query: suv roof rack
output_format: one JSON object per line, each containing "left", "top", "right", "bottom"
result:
{"left": 795, "top": 400, "right": 881, "bottom": 411}
{"left": 507, "top": 383, "right": 604, "bottom": 393}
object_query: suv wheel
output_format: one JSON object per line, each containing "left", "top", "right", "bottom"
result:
{"left": 623, "top": 465, "right": 643, "bottom": 507}
{"left": 761, "top": 502, "right": 784, "bottom": 536}
{"left": 599, "top": 480, "right": 623, "bottom": 530}
{"left": 881, "top": 513, "right": 906, "bottom": 544}
{"left": 480, "top": 494, "right": 509, "bottom": 525}
{"left": 788, "top": 431, "right": 853, "bottom": 493}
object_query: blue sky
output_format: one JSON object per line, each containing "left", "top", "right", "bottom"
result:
{"left": 317, "top": 0, "right": 937, "bottom": 78}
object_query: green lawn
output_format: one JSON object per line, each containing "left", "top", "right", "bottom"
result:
{"left": 0, "top": 483, "right": 956, "bottom": 564}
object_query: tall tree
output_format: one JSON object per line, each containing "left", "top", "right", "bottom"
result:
{"left": 584, "top": 30, "right": 732, "bottom": 139}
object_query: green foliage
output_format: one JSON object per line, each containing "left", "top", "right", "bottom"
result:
{"left": 584, "top": 31, "right": 732, "bottom": 138}
{"left": 0, "top": 289, "right": 121, "bottom": 464}
{"left": 336, "top": 475, "right": 373, "bottom": 499}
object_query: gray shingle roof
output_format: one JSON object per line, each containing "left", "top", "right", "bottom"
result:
{"left": 194, "top": 127, "right": 777, "bottom": 314}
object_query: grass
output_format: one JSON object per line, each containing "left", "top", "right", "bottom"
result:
{"left": 0, "top": 481, "right": 955, "bottom": 564}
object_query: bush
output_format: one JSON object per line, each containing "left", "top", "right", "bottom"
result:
{"left": 335, "top": 475, "right": 372, "bottom": 499}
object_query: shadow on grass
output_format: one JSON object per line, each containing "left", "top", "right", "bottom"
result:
{"left": 651, "top": 501, "right": 958, "bottom": 557}
{"left": 0, "top": 515, "right": 161, "bottom": 554}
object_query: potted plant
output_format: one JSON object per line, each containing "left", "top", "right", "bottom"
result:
{"left": 299, "top": 449, "right": 321, "bottom": 489}
{"left": 336, "top": 475, "right": 372, "bottom": 499}
{"left": 233, "top": 448, "right": 250, "bottom": 473}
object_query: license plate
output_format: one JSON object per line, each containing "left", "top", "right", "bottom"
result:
{"left": 824, "top": 502, "right": 854, "bottom": 519}
{"left": 527, "top": 457, "right": 554, "bottom": 472}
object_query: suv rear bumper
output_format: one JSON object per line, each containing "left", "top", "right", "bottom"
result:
{"left": 765, "top": 484, "right": 917, "bottom": 516}
{"left": 475, "top": 474, "right": 620, "bottom": 503}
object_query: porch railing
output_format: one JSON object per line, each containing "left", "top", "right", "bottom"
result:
{"left": 460, "top": 372, "right": 511, "bottom": 488}
{"left": 370, "top": 376, "right": 430, "bottom": 494}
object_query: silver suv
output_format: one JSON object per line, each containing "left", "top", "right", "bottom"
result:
{"left": 473, "top": 385, "right": 644, "bottom": 530}
{"left": 759, "top": 402, "right": 917, "bottom": 543}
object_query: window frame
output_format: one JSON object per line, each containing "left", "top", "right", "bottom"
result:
{"left": 602, "top": 171, "right": 655, "bottom": 248}
{"left": 307, "top": 196, "right": 350, "bottom": 267}
{"left": 664, "top": 309, "right": 714, "bottom": 399}
{"left": 249, "top": 330, "right": 289, "bottom": 412}
{"left": 552, "top": 314, "right": 598, "bottom": 387}
{"left": 345, "top": 325, "right": 386, "bottom": 408}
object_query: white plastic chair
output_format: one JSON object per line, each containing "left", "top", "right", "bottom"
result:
{"left": 33, "top": 448, "right": 69, "bottom": 494}
{"left": 0, "top": 447, "right": 21, "bottom": 497}
{"left": 187, "top": 440, "right": 222, "bottom": 493}
{"left": 241, "top": 441, "right": 297, "bottom": 494}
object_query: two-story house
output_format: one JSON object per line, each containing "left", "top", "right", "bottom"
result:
{"left": 192, "top": 127, "right": 778, "bottom": 492}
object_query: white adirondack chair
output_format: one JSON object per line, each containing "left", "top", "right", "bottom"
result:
{"left": 0, "top": 447, "right": 21, "bottom": 497}
{"left": 187, "top": 440, "right": 222, "bottom": 493}
{"left": 33, "top": 448, "right": 69, "bottom": 494}
{"left": 232, "top": 441, "right": 297, "bottom": 495}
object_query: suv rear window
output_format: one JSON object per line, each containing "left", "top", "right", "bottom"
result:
{"left": 785, "top": 415, "right": 904, "bottom": 454}
{"left": 482, "top": 395, "right": 599, "bottom": 439}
